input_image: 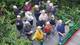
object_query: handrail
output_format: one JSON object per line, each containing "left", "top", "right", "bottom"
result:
{"left": 62, "top": 23, "right": 79, "bottom": 45}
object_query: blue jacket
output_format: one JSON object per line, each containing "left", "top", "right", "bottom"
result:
{"left": 57, "top": 24, "right": 65, "bottom": 33}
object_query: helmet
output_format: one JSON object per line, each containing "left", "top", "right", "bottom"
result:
{"left": 41, "top": 10, "right": 45, "bottom": 13}
{"left": 46, "top": 21, "right": 50, "bottom": 24}
{"left": 49, "top": 3, "right": 53, "bottom": 6}
{"left": 58, "top": 19, "right": 63, "bottom": 23}
{"left": 17, "top": 15, "right": 21, "bottom": 18}
{"left": 34, "top": 5, "right": 39, "bottom": 8}
{"left": 47, "top": 0, "right": 50, "bottom": 3}
{"left": 37, "top": 26, "right": 42, "bottom": 28}
{"left": 25, "top": 2, "right": 29, "bottom": 5}
{"left": 13, "top": 5, "right": 17, "bottom": 9}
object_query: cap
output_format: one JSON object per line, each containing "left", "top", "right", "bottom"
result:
{"left": 49, "top": 3, "right": 53, "bottom": 6}
{"left": 13, "top": 5, "right": 17, "bottom": 9}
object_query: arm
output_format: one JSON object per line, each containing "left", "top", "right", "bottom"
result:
{"left": 58, "top": 32, "right": 65, "bottom": 37}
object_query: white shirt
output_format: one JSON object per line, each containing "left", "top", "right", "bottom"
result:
{"left": 39, "top": 13, "right": 49, "bottom": 21}
{"left": 25, "top": 11, "right": 34, "bottom": 21}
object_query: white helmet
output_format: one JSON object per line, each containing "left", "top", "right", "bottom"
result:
{"left": 46, "top": 21, "right": 50, "bottom": 24}
{"left": 25, "top": 2, "right": 29, "bottom": 5}
{"left": 41, "top": 10, "right": 45, "bottom": 13}
{"left": 47, "top": 0, "right": 50, "bottom": 3}
{"left": 49, "top": 3, "right": 53, "bottom": 6}
{"left": 58, "top": 19, "right": 63, "bottom": 23}
{"left": 13, "top": 5, "right": 17, "bottom": 9}
{"left": 37, "top": 26, "right": 42, "bottom": 28}
{"left": 34, "top": 5, "right": 39, "bottom": 8}
{"left": 17, "top": 15, "right": 21, "bottom": 18}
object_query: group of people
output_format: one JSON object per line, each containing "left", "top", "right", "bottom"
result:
{"left": 13, "top": 0, "right": 66, "bottom": 45}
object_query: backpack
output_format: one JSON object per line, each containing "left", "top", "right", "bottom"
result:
{"left": 32, "top": 29, "right": 44, "bottom": 41}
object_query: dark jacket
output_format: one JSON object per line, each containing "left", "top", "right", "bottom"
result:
{"left": 34, "top": 10, "right": 41, "bottom": 21}
{"left": 36, "top": 20, "right": 45, "bottom": 27}
{"left": 16, "top": 19, "right": 23, "bottom": 31}
{"left": 33, "top": 0, "right": 41, "bottom": 5}
{"left": 50, "top": 19, "right": 55, "bottom": 25}
{"left": 14, "top": 8, "right": 20, "bottom": 15}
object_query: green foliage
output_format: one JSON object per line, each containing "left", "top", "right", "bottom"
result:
{"left": 0, "top": 10, "right": 31, "bottom": 45}
{"left": 57, "top": 6, "right": 80, "bottom": 23}
{"left": 0, "top": 0, "right": 31, "bottom": 44}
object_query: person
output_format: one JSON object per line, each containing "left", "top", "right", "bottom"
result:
{"left": 39, "top": 1, "right": 46, "bottom": 10}
{"left": 25, "top": 11, "right": 34, "bottom": 25}
{"left": 49, "top": 15, "right": 55, "bottom": 25}
{"left": 56, "top": 19, "right": 65, "bottom": 45}
{"left": 46, "top": 0, "right": 51, "bottom": 9}
{"left": 46, "top": 3, "right": 57, "bottom": 16}
{"left": 32, "top": 26, "right": 44, "bottom": 45}
{"left": 38, "top": 10, "right": 49, "bottom": 28}
{"left": 13, "top": 5, "right": 20, "bottom": 16}
{"left": 23, "top": 21, "right": 33, "bottom": 40}
{"left": 46, "top": 2, "right": 52, "bottom": 13}
{"left": 16, "top": 15, "right": 23, "bottom": 37}
{"left": 23, "top": 2, "right": 32, "bottom": 12}
{"left": 34, "top": 5, "right": 41, "bottom": 21}
{"left": 44, "top": 21, "right": 52, "bottom": 40}
{"left": 39, "top": 10, "right": 49, "bottom": 22}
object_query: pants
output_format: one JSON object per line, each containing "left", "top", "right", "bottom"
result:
{"left": 40, "top": 40, "right": 43, "bottom": 45}
{"left": 58, "top": 34, "right": 63, "bottom": 45}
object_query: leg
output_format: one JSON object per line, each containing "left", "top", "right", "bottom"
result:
{"left": 40, "top": 40, "right": 43, "bottom": 45}
{"left": 58, "top": 34, "right": 63, "bottom": 45}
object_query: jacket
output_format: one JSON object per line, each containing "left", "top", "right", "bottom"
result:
{"left": 32, "top": 28, "right": 44, "bottom": 41}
